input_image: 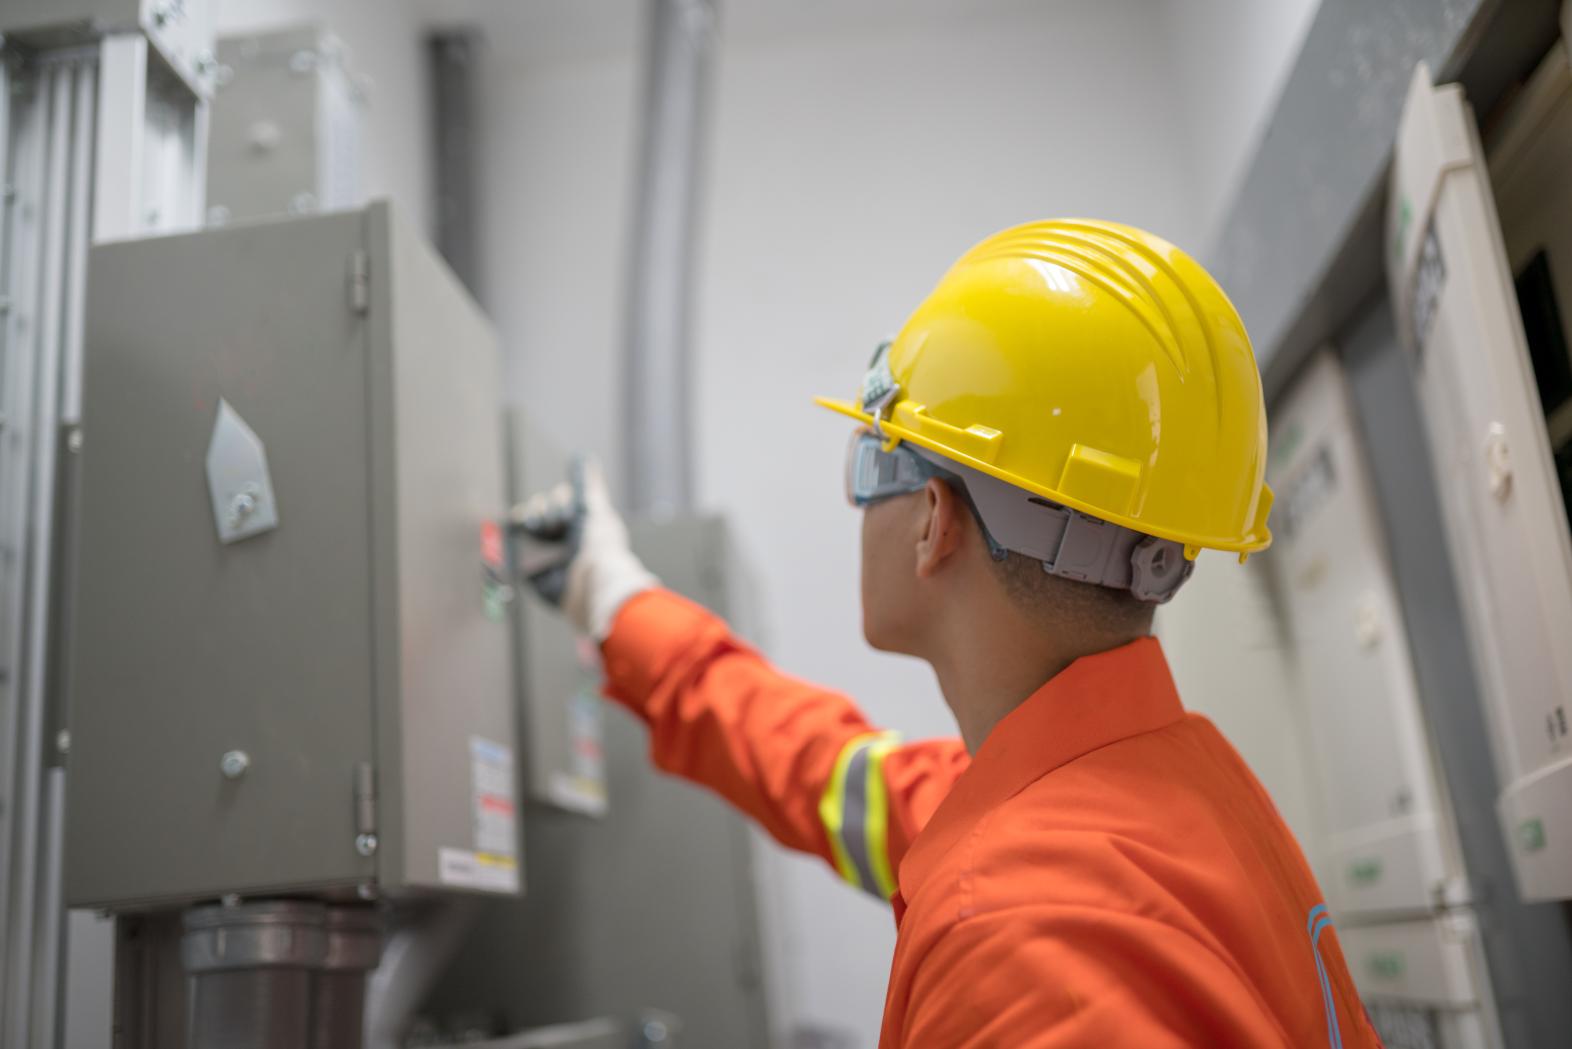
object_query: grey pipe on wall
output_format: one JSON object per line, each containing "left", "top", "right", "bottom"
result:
{"left": 621, "top": 0, "right": 718, "bottom": 515}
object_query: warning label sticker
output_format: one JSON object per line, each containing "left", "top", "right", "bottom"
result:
{"left": 470, "top": 736, "right": 518, "bottom": 857}
{"left": 438, "top": 737, "right": 520, "bottom": 893}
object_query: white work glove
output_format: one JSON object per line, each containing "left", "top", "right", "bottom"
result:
{"left": 508, "top": 458, "right": 658, "bottom": 641}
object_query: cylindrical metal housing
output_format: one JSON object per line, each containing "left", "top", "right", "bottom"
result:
{"left": 181, "top": 900, "right": 328, "bottom": 1049}
{"left": 310, "top": 905, "right": 383, "bottom": 1049}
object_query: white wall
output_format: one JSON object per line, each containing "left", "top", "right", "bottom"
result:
{"left": 470, "top": 1, "right": 642, "bottom": 496}
{"left": 1160, "top": 0, "right": 1323, "bottom": 246}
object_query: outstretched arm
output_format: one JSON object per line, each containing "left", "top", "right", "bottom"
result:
{"left": 602, "top": 587, "right": 969, "bottom": 899}
{"left": 512, "top": 461, "right": 968, "bottom": 899}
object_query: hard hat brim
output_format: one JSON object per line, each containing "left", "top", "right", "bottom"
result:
{"left": 815, "top": 396, "right": 1273, "bottom": 558}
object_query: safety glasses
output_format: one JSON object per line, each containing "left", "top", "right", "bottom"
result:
{"left": 844, "top": 430, "right": 942, "bottom": 507}
{"left": 842, "top": 432, "right": 1193, "bottom": 602}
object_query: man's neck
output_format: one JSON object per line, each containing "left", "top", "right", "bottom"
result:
{"left": 926, "top": 610, "right": 1142, "bottom": 754}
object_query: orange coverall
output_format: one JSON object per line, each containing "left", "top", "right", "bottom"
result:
{"left": 601, "top": 588, "right": 1382, "bottom": 1048}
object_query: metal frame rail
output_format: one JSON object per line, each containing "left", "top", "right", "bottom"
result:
{"left": 0, "top": 16, "right": 207, "bottom": 1046}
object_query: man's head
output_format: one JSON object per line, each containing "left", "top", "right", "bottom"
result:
{"left": 821, "top": 219, "right": 1273, "bottom": 661}
{"left": 856, "top": 459, "right": 1155, "bottom": 663}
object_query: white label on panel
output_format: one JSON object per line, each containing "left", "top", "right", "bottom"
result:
{"left": 469, "top": 736, "right": 518, "bottom": 860}
{"left": 437, "top": 846, "right": 519, "bottom": 893}
{"left": 546, "top": 688, "right": 609, "bottom": 815}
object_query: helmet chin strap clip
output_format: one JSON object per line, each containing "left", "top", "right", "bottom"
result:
{"left": 860, "top": 340, "right": 901, "bottom": 441}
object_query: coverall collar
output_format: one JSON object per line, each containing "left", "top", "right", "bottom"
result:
{"left": 894, "top": 635, "right": 1184, "bottom": 921}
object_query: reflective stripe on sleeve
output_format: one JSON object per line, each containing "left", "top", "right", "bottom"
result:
{"left": 818, "top": 732, "right": 902, "bottom": 900}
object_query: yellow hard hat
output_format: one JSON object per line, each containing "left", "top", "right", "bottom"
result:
{"left": 818, "top": 219, "right": 1272, "bottom": 557}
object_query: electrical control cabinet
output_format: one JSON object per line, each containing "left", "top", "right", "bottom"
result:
{"left": 1388, "top": 64, "right": 1572, "bottom": 901}
{"left": 1268, "top": 352, "right": 1501, "bottom": 1048}
{"left": 1268, "top": 352, "right": 1462, "bottom": 916}
{"left": 64, "top": 202, "right": 519, "bottom": 910}
{"left": 206, "top": 23, "right": 365, "bottom": 225}
{"left": 423, "top": 512, "right": 772, "bottom": 1048}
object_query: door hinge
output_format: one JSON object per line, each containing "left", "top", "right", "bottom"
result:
{"left": 348, "top": 249, "right": 369, "bottom": 315}
{"left": 353, "top": 761, "right": 378, "bottom": 856}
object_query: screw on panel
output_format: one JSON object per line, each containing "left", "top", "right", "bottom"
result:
{"left": 227, "top": 485, "right": 259, "bottom": 529}
{"left": 354, "top": 832, "right": 378, "bottom": 857}
{"left": 55, "top": 730, "right": 69, "bottom": 754}
{"left": 151, "top": 1, "right": 183, "bottom": 27}
{"left": 219, "top": 750, "right": 250, "bottom": 780}
{"left": 65, "top": 427, "right": 82, "bottom": 453}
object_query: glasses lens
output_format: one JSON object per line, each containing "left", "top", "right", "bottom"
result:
{"left": 845, "top": 431, "right": 877, "bottom": 505}
{"left": 845, "top": 431, "right": 928, "bottom": 506}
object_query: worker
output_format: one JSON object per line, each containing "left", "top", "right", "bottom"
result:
{"left": 514, "top": 220, "right": 1381, "bottom": 1047}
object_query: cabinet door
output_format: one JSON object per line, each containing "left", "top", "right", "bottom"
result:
{"left": 66, "top": 210, "right": 378, "bottom": 906}
{"left": 1268, "top": 352, "right": 1460, "bottom": 917}
{"left": 1387, "top": 64, "right": 1572, "bottom": 901}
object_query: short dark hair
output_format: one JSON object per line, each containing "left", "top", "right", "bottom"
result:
{"left": 989, "top": 550, "right": 1157, "bottom": 637}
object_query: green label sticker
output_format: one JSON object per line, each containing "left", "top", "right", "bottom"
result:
{"left": 1392, "top": 197, "right": 1411, "bottom": 261}
{"left": 1368, "top": 951, "right": 1406, "bottom": 980}
{"left": 1349, "top": 858, "right": 1383, "bottom": 885}
{"left": 1518, "top": 818, "right": 1547, "bottom": 853}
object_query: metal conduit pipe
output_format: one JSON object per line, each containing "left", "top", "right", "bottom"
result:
{"left": 621, "top": 0, "right": 717, "bottom": 515}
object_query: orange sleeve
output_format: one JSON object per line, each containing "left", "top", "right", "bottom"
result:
{"left": 600, "top": 588, "right": 969, "bottom": 890}
{"left": 898, "top": 907, "right": 1296, "bottom": 1048}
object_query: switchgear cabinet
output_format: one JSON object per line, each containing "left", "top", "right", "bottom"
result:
{"left": 425, "top": 511, "right": 773, "bottom": 1048}
{"left": 1268, "top": 352, "right": 1499, "bottom": 1049}
{"left": 64, "top": 202, "right": 519, "bottom": 909}
{"left": 1389, "top": 64, "right": 1572, "bottom": 900}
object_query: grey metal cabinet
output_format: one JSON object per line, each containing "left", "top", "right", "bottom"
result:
{"left": 64, "top": 202, "right": 518, "bottom": 910}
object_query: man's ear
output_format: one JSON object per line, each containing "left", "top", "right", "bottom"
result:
{"left": 914, "top": 478, "right": 967, "bottom": 579}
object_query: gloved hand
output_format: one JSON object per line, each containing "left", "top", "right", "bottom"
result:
{"left": 508, "top": 458, "right": 658, "bottom": 640}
